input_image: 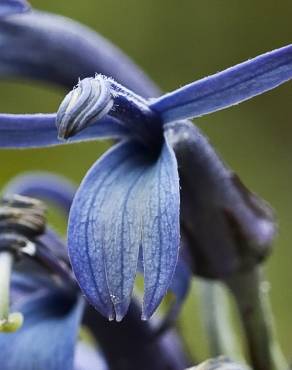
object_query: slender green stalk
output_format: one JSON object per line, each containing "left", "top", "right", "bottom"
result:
{"left": 0, "top": 252, "right": 13, "bottom": 321}
{"left": 189, "top": 356, "right": 250, "bottom": 369}
{"left": 0, "top": 251, "right": 23, "bottom": 332}
{"left": 199, "top": 280, "right": 243, "bottom": 362}
{"left": 226, "top": 268, "right": 287, "bottom": 370}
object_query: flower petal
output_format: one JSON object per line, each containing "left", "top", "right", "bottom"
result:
{"left": 10, "top": 272, "right": 54, "bottom": 305}
{"left": 0, "top": 290, "right": 83, "bottom": 370}
{"left": 0, "top": 10, "right": 159, "bottom": 96}
{"left": 4, "top": 172, "right": 76, "bottom": 214}
{"left": 141, "top": 136, "right": 180, "bottom": 319}
{"left": 0, "top": 0, "right": 30, "bottom": 17}
{"left": 68, "top": 139, "right": 180, "bottom": 321}
{"left": 152, "top": 44, "right": 292, "bottom": 123}
{"left": 0, "top": 113, "right": 128, "bottom": 148}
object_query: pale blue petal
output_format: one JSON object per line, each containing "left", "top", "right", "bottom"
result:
{"left": 0, "top": 290, "right": 83, "bottom": 370}
{"left": 0, "top": 0, "right": 30, "bottom": 17}
{"left": 0, "top": 113, "right": 128, "bottom": 148}
{"left": 137, "top": 246, "right": 190, "bottom": 323}
{"left": 152, "top": 44, "right": 292, "bottom": 123}
{"left": 0, "top": 10, "right": 159, "bottom": 96}
{"left": 137, "top": 246, "right": 190, "bottom": 326}
{"left": 141, "top": 137, "right": 180, "bottom": 319}
{"left": 68, "top": 139, "right": 180, "bottom": 321}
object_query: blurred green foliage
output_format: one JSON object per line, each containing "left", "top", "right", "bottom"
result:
{"left": 0, "top": 0, "right": 291, "bottom": 359}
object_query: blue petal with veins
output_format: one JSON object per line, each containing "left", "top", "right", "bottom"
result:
{"left": 68, "top": 138, "right": 180, "bottom": 321}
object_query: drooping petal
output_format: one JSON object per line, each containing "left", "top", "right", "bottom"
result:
{"left": 136, "top": 246, "right": 190, "bottom": 328}
{"left": 68, "top": 139, "right": 180, "bottom": 321}
{"left": 0, "top": 10, "right": 159, "bottom": 97}
{"left": 152, "top": 44, "right": 292, "bottom": 123}
{"left": 141, "top": 136, "right": 180, "bottom": 319}
{"left": 0, "top": 113, "right": 128, "bottom": 148}
{"left": 0, "top": 0, "right": 30, "bottom": 17}
{"left": 137, "top": 244, "right": 191, "bottom": 316}
{"left": 0, "top": 290, "right": 83, "bottom": 370}
{"left": 4, "top": 172, "right": 76, "bottom": 214}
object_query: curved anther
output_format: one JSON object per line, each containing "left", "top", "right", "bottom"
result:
{"left": 56, "top": 75, "right": 163, "bottom": 149}
{"left": 56, "top": 75, "right": 113, "bottom": 139}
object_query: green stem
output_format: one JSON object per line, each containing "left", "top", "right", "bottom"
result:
{"left": 226, "top": 267, "right": 287, "bottom": 370}
{"left": 199, "top": 279, "right": 243, "bottom": 361}
{"left": 0, "top": 251, "right": 23, "bottom": 332}
{"left": 0, "top": 252, "right": 13, "bottom": 321}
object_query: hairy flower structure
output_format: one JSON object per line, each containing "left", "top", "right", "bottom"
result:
{"left": 0, "top": 8, "right": 291, "bottom": 321}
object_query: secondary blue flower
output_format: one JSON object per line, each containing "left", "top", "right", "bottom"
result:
{"left": 5, "top": 265, "right": 106, "bottom": 370}
{"left": 4, "top": 171, "right": 190, "bottom": 324}
{"left": 0, "top": 282, "right": 85, "bottom": 370}
{"left": 0, "top": 6, "right": 291, "bottom": 321}
{"left": 1, "top": 173, "right": 189, "bottom": 370}
{"left": 0, "top": 191, "right": 90, "bottom": 370}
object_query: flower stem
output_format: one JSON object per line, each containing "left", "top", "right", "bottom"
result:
{"left": 199, "top": 280, "right": 243, "bottom": 361}
{"left": 226, "top": 268, "right": 287, "bottom": 370}
{"left": 0, "top": 251, "right": 23, "bottom": 332}
{"left": 0, "top": 252, "right": 13, "bottom": 320}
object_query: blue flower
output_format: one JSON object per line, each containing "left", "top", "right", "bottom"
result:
{"left": 0, "top": 173, "right": 189, "bottom": 370}
{"left": 0, "top": 276, "right": 86, "bottom": 370}
{"left": 0, "top": 9, "right": 291, "bottom": 321}
{"left": 0, "top": 191, "right": 89, "bottom": 370}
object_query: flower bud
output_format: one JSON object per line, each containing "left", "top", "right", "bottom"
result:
{"left": 56, "top": 76, "right": 113, "bottom": 139}
{"left": 165, "top": 121, "right": 276, "bottom": 279}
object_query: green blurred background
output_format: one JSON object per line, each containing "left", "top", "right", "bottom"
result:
{"left": 1, "top": 0, "right": 291, "bottom": 360}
